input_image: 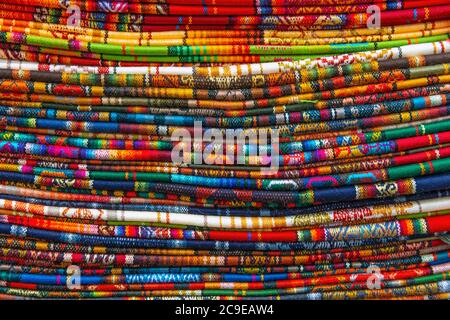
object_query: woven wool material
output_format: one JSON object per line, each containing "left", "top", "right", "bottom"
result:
{"left": 0, "top": 0, "right": 449, "bottom": 300}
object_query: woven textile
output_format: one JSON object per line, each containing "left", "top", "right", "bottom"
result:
{"left": 0, "top": 0, "right": 449, "bottom": 300}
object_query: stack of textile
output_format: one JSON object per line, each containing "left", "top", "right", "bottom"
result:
{"left": 0, "top": 0, "right": 449, "bottom": 300}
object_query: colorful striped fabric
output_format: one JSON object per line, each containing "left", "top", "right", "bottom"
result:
{"left": 0, "top": 0, "right": 449, "bottom": 300}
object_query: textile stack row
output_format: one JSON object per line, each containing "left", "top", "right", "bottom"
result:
{"left": 0, "top": 0, "right": 449, "bottom": 300}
